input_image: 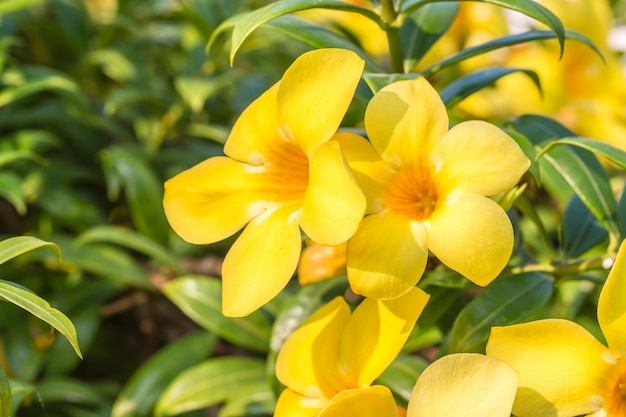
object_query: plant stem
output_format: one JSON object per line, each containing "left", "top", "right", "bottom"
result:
{"left": 380, "top": 0, "right": 404, "bottom": 73}
{"left": 509, "top": 253, "right": 613, "bottom": 278}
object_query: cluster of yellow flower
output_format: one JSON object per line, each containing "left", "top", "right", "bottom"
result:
{"left": 163, "top": 46, "right": 626, "bottom": 416}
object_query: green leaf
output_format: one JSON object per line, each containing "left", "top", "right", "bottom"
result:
{"left": 362, "top": 73, "right": 422, "bottom": 95}
{"left": 162, "top": 276, "right": 272, "bottom": 352}
{"left": 155, "top": 357, "right": 270, "bottom": 417}
{"left": 111, "top": 331, "right": 217, "bottom": 417}
{"left": 74, "top": 226, "right": 186, "bottom": 275}
{"left": 0, "top": 172, "right": 26, "bottom": 215}
{"left": 217, "top": 382, "right": 275, "bottom": 417}
{"left": 400, "top": 2, "right": 458, "bottom": 72}
{"left": 0, "top": 280, "right": 81, "bottom": 358}
{"left": 375, "top": 353, "right": 428, "bottom": 406}
{"left": 447, "top": 272, "right": 554, "bottom": 354}
{"left": 100, "top": 146, "right": 169, "bottom": 245}
{"left": 212, "top": 0, "right": 382, "bottom": 64}
{"left": 0, "top": 236, "right": 60, "bottom": 265}
{"left": 0, "top": 364, "right": 10, "bottom": 417}
{"left": 562, "top": 194, "right": 608, "bottom": 258}
{"left": 0, "top": 149, "right": 44, "bottom": 167}
{"left": 618, "top": 180, "right": 626, "bottom": 240}
{"left": 423, "top": 29, "right": 602, "bottom": 77}
{"left": 262, "top": 15, "right": 384, "bottom": 72}
{"left": 538, "top": 136, "right": 626, "bottom": 169}
{"left": 440, "top": 67, "right": 541, "bottom": 108}
{"left": 0, "top": 0, "right": 45, "bottom": 15}
{"left": 401, "top": 0, "right": 565, "bottom": 56}
{"left": 0, "top": 72, "right": 87, "bottom": 108}
{"left": 35, "top": 377, "right": 111, "bottom": 406}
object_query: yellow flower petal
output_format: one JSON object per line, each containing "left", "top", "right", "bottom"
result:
{"left": 407, "top": 353, "right": 518, "bottom": 417}
{"left": 276, "top": 49, "right": 364, "bottom": 154}
{"left": 163, "top": 156, "right": 268, "bottom": 244}
{"left": 319, "top": 386, "right": 399, "bottom": 417}
{"left": 221, "top": 207, "right": 301, "bottom": 317}
{"left": 224, "top": 83, "right": 279, "bottom": 166}
{"left": 433, "top": 120, "right": 530, "bottom": 196}
{"left": 425, "top": 192, "right": 513, "bottom": 286}
{"left": 334, "top": 132, "right": 395, "bottom": 214}
{"left": 275, "top": 297, "right": 352, "bottom": 400}
{"left": 487, "top": 319, "right": 613, "bottom": 417}
{"left": 347, "top": 211, "right": 429, "bottom": 299}
{"left": 364, "top": 78, "right": 448, "bottom": 169}
{"left": 300, "top": 140, "right": 366, "bottom": 245}
{"left": 275, "top": 388, "right": 323, "bottom": 417}
{"left": 598, "top": 240, "right": 626, "bottom": 356}
{"left": 339, "top": 287, "right": 429, "bottom": 387}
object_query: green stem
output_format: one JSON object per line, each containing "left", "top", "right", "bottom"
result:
{"left": 509, "top": 254, "right": 613, "bottom": 278}
{"left": 380, "top": 0, "right": 404, "bottom": 73}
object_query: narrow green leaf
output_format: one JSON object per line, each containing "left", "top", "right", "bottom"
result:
{"left": 162, "top": 276, "right": 272, "bottom": 352}
{"left": 35, "top": 377, "right": 111, "bottom": 406}
{"left": 0, "top": 149, "right": 44, "bottom": 167}
{"left": 539, "top": 137, "right": 626, "bottom": 169}
{"left": 423, "top": 29, "right": 602, "bottom": 77}
{"left": 0, "top": 74, "right": 86, "bottom": 108}
{"left": 401, "top": 0, "right": 565, "bottom": 56}
{"left": 0, "top": 0, "right": 44, "bottom": 15}
{"left": 400, "top": 2, "right": 458, "bottom": 72}
{"left": 448, "top": 272, "right": 554, "bottom": 354}
{"left": 220, "top": 0, "right": 382, "bottom": 64}
{"left": 562, "top": 194, "right": 608, "bottom": 258}
{"left": 155, "top": 357, "right": 269, "bottom": 417}
{"left": 217, "top": 382, "right": 275, "bottom": 417}
{"left": 100, "top": 146, "right": 169, "bottom": 245}
{"left": 375, "top": 353, "right": 428, "bottom": 405}
{"left": 0, "top": 364, "right": 10, "bottom": 417}
{"left": 111, "top": 331, "right": 216, "bottom": 417}
{"left": 262, "top": 15, "right": 384, "bottom": 72}
{"left": 0, "top": 236, "right": 60, "bottom": 265}
{"left": 0, "top": 173, "right": 26, "bottom": 215}
{"left": 0, "top": 280, "right": 81, "bottom": 358}
{"left": 74, "top": 226, "right": 186, "bottom": 275}
{"left": 441, "top": 67, "right": 540, "bottom": 108}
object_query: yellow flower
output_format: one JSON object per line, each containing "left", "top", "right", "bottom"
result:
{"left": 486, "top": 240, "right": 626, "bottom": 417}
{"left": 297, "top": 240, "right": 347, "bottom": 285}
{"left": 339, "top": 77, "right": 530, "bottom": 299}
{"left": 274, "top": 286, "right": 429, "bottom": 417}
{"left": 163, "top": 49, "right": 366, "bottom": 317}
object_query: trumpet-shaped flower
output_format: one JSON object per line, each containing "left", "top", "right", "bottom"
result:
{"left": 486, "top": 240, "right": 626, "bottom": 417}
{"left": 339, "top": 77, "right": 530, "bottom": 299}
{"left": 163, "top": 49, "right": 366, "bottom": 317}
{"left": 274, "top": 286, "right": 429, "bottom": 417}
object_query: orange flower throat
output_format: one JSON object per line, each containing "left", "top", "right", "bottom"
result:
{"left": 384, "top": 165, "right": 441, "bottom": 221}
{"left": 604, "top": 358, "right": 626, "bottom": 416}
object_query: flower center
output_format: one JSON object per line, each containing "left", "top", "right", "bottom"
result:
{"left": 384, "top": 165, "right": 440, "bottom": 221}
{"left": 264, "top": 140, "right": 310, "bottom": 209}
{"left": 604, "top": 358, "right": 626, "bottom": 416}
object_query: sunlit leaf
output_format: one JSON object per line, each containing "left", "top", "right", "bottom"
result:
{"left": 0, "top": 236, "right": 60, "bottom": 265}
{"left": 448, "top": 272, "right": 554, "bottom": 353}
{"left": 441, "top": 67, "right": 540, "bottom": 108}
{"left": 0, "top": 280, "right": 81, "bottom": 358}
{"left": 162, "top": 276, "right": 272, "bottom": 353}
{"left": 538, "top": 137, "right": 626, "bottom": 169}
{"left": 154, "top": 357, "right": 270, "bottom": 417}
{"left": 111, "top": 331, "right": 217, "bottom": 417}
{"left": 0, "top": 0, "right": 45, "bottom": 15}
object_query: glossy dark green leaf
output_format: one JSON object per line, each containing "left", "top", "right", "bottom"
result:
{"left": 0, "top": 280, "right": 81, "bottom": 358}
{"left": 401, "top": 0, "right": 565, "bottom": 55}
{"left": 74, "top": 226, "right": 186, "bottom": 275}
{"left": 363, "top": 72, "right": 422, "bottom": 95}
{"left": 0, "top": 364, "right": 10, "bottom": 417}
{"left": 375, "top": 353, "right": 428, "bottom": 406}
{"left": 562, "top": 194, "right": 608, "bottom": 258}
{"left": 423, "top": 29, "right": 602, "bottom": 77}
{"left": 211, "top": 0, "right": 382, "bottom": 64}
{"left": 539, "top": 136, "right": 626, "bottom": 169}
{"left": 262, "top": 15, "right": 384, "bottom": 72}
{"left": 100, "top": 146, "right": 169, "bottom": 245}
{"left": 162, "top": 276, "right": 272, "bottom": 352}
{"left": 400, "top": 2, "right": 458, "bottom": 72}
{"left": 441, "top": 67, "right": 540, "bottom": 108}
{"left": 111, "top": 331, "right": 216, "bottom": 417}
{"left": 448, "top": 272, "right": 554, "bottom": 353}
{"left": 154, "top": 357, "right": 270, "bottom": 417}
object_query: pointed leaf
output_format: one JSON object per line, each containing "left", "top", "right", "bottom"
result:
{"left": 112, "top": 331, "right": 216, "bottom": 417}
{"left": 539, "top": 136, "right": 626, "bottom": 169}
{"left": 162, "top": 276, "right": 272, "bottom": 352}
{"left": 441, "top": 67, "right": 541, "bottom": 108}
{"left": 562, "top": 194, "right": 608, "bottom": 258}
{"left": 448, "top": 272, "right": 554, "bottom": 354}
{"left": 0, "top": 280, "right": 81, "bottom": 358}
{"left": 0, "top": 236, "right": 60, "bottom": 265}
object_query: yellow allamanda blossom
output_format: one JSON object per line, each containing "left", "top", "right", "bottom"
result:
{"left": 339, "top": 77, "right": 530, "bottom": 299}
{"left": 274, "top": 286, "right": 518, "bottom": 417}
{"left": 163, "top": 49, "right": 366, "bottom": 317}
{"left": 487, "top": 240, "right": 626, "bottom": 417}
